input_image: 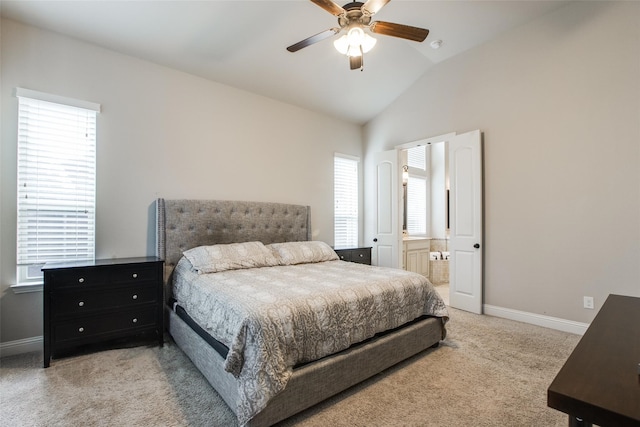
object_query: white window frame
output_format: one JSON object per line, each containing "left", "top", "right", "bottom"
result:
{"left": 334, "top": 153, "right": 359, "bottom": 248}
{"left": 15, "top": 88, "right": 100, "bottom": 290}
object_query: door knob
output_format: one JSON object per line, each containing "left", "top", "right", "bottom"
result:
{"left": 373, "top": 238, "right": 378, "bottom": 242}
{"left": 473, "top": 243, "right": 480, "bottom": 249}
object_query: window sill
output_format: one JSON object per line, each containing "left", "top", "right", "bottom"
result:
{"left": 10, "top": 282, "right": 43, "bottom": 294}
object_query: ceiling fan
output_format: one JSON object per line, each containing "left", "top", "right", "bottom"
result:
{"left": 287, "top": 0, "right": 429, "bottom": 71}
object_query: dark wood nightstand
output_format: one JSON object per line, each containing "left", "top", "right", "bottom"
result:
{"left": 334, "top": 247, "right": 372, "bottom": 265}
{"left": 42, "top": 257, "right": 164, "bottom": 368}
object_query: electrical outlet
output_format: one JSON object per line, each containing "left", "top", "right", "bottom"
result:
{"left": 583, "top": 296, "right": 594, "bottom": 309}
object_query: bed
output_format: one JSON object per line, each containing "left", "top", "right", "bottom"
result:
{"left": 156, "top": 198, "right": 448, "bottom": 427}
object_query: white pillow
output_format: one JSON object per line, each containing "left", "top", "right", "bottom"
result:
{"left": 268, "top": 241, "right": 339, "bottom": 265}
{"left": 183, "top": 241, "right": 279, "bottom": 274}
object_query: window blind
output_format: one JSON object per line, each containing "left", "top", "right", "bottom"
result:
{"left": 407, "top": 176, "right": 427, "bottom": 235}
{"left": 16, "top": 90, "right": 98, "bottom": 282}
{"left": 407, "top": 145, "right": 426, "bottom": 170}
{"left": 334, "top": 154, "right": 358, "bottom": 248}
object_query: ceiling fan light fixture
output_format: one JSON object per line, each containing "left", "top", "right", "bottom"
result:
{"left": 289, "top": 0, "right": 429, "bottom": 71}
{"left": 360, "top": 32, "right": 377, "bottom": 53}
{"left": 334, "top": 26, "right": 377, "bottom": 57}
{"left": 347, "top": 26, "right": 365, "bottom": 46}
{"left": 333, "top": 34, "right": 349, "bottom": 54}
{"left": 347, "top": 44, "right": 363, "bottom": 57}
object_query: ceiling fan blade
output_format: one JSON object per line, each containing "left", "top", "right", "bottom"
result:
{"left": 311, "top": 0, "right": 346, "bottom": 16}
{"left": 362, "top": 0, "right": 390, "bottom": 15}
{"left": 287, "top": 28, "right": 340, "bottom": 52}
{"left": 370, "top": 21, "right": 429, "bottom": 42}
{"left": 349, "top": 55, "right": 363, "bottom": 70}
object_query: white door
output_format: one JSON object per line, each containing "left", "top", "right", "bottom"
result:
{"left": 448, "top": 130, "right": 483, "bottom": 313}
{"left": 372, "top": 150, "right": 402, "bottom": 268}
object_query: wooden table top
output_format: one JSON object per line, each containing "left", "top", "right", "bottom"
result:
{"left": 547, "top": 294, "right": 640, "bottom": 426}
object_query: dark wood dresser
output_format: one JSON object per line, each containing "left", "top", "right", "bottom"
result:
{"left": 547, "top": 294, "right": 640, "bottom": 426}
{"left": 42, "top": 257, "right": 164, "bottom": 368}
{"left": 334, "top": 247, "right": 372, "bottom": 265}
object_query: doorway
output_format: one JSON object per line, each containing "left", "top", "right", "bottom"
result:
{"left": 400, "top": 140, "right": 450, "bottom": 303}
{"left": 384, "top": 130, "right": 483, "bottom": 314}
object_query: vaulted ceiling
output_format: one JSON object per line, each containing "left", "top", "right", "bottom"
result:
{"left": 1, "top": 0, "right": 569, "bottom": 124}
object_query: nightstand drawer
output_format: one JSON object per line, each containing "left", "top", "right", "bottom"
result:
{"left": 111, "top": 264, "right": 158, "bottom": 284}
{"left": 335, "top": 250, "right": 351, "bottom": 262}
{"left": 53, "top": 284, "right": 157, "bottom": 316}
{"left": 54, "top": 306, "right": 157, "bottom": 343}
{"left": 334, "top": 247, "right": 372, "bottom": 265}
{"left": 349, "top": 248, "right": 371, "bottom": 264}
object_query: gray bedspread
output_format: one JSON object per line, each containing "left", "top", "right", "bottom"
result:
{"left": 172, "top": 258, "right": 449, "bottom": 425}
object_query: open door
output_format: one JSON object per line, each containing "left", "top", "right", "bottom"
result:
{"left": 448, "top": 130, "right": 483, "bottom": 313}
{"left": 372, "top": 149, "right": 402, "bottom": 268}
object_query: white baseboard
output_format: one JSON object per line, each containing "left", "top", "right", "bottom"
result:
{"left": 0, "top": 308, "right": 588, "bottom": 357}
{"left": 0, "top": 336, "right": 43, "bottom": 358}
{"left": 484, "top": 304, "right": 589, "bottom": 335}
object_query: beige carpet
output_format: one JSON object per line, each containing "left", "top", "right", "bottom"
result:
{"left": 0, "top": 306, "right": 580, "bottom": 427}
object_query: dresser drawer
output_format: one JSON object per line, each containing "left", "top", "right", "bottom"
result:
{"left": 111, "top": 264, "right": 158, "bottom": 284}
{"left": 54, "top": 306, "right": 157, "bottom": 344}
{"left": 48, "top": 268, "right": 107, "bottom": 288}
{"left": 53, "top": 284, "right": 157, "bottom": 316}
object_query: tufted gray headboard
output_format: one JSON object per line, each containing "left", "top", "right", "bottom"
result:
{"left": 156, "top": 199, "right": 311, "bottom": 291}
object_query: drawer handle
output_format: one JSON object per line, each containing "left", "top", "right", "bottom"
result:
{"left": 78, "top": 277, "right": 85, "bottom": 284}
{"left": 132, "top": 294, "right": 138, "bottom": 300}
{"left": 132, "top": 273, "right": 138, "bottom": 279}
{"left": 78, "top": 327, "right": 84, "bottom": 333}
{"left": 132, "top": 318, "right": 138, "bottom": 323}
{"left": 78, "top": 301, "right": 85, "bottom": 307}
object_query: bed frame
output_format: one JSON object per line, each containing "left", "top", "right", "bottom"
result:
{"left": 156, "top": 198, "right": 445, "bottom": 427}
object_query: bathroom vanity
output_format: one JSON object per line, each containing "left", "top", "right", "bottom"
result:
{"left": 402, "top": 237, "right": 430, "bottom": 277}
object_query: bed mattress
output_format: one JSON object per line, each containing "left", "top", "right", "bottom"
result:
{"left": 172, "top": 257, "right": 448, "bottom": 425}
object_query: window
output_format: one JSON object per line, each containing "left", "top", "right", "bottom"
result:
{"left": 405, "top": 146, "right": 427, "bottom": 235}
{"left": 334, "top": 154, "right": 358, "bottom": 248}
{"left": 16, "top": 88, "right": 100, "bottom": 285}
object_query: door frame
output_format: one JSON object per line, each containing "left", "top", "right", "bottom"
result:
{"left": 395, "top": 133, "right": 457, "bottom": 151}
{"left": 393, "top": 131, "right": 483, "bottom": 313}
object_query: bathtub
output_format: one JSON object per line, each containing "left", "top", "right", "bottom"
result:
{"left": 429, "top": 252, "right": 449, "bottom": 284}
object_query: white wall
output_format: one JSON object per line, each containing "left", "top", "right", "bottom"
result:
{"left": 2, "top": 1, "right": 638, "bottom": 348}
{"left": 364, "top": 1, "right": 640, "bottom": 324}
{"left": 0, "top": 19, "right": 362, "bottom": 345}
